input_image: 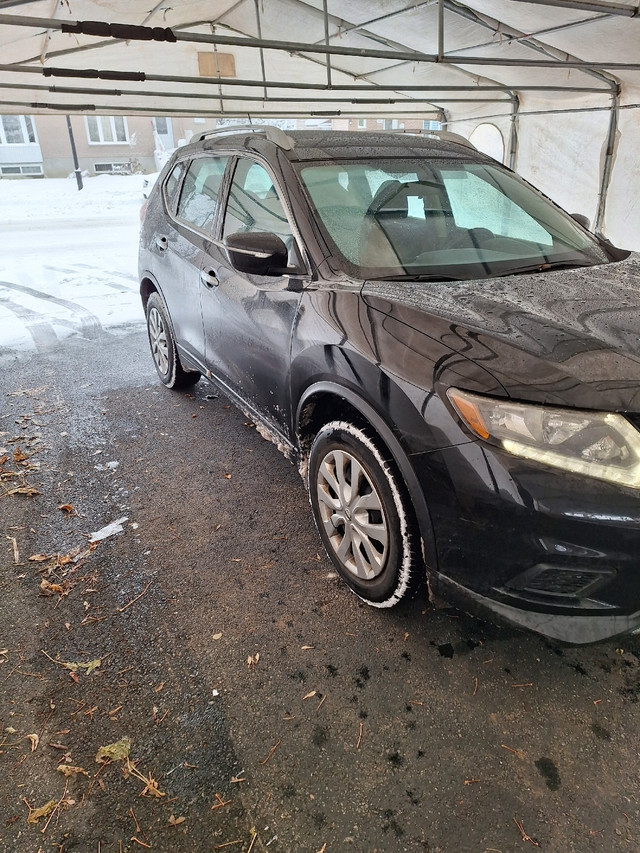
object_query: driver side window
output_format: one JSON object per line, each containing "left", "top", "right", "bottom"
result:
{"left": 222, "top": 160, "right": 294, "bottom": 252}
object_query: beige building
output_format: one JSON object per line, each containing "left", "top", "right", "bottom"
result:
{"left": 0, "top": 114, "right": 222, "bottom": 178}
{"left": 0, "top": 114, "right": 442, "bottom": 179}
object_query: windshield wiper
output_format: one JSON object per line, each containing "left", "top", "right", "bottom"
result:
{"left": 367, "top": 273, "right": 461, "bottom": 282}
{"left": 495, "top": 260, "right": 595, "bottom": 278}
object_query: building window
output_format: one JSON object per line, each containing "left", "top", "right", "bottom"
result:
{"left": 1, "top": 164, "right": 43, "bottom": 176}
{"left": 85, "top": 116, "right": 129, "bottom": 144}
{"left": 357, "top": 119, "right": 366, "bottom": 129}
{"left": 0, "top": 116, "right": 36, "bottom": 145}
{"left": 422, "top": 120, "right": 443, "bottom": 131}
{"left": 94, "top": 162, "right": 132, "bottom": 174}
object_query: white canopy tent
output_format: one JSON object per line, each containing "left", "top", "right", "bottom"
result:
{"left": 0, "top": 0, "right": 638, "bottom": 247}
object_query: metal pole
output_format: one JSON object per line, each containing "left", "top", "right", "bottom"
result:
{"left": 595, "top": 88, "right": 620, "bottom": 233}
{"left": 322, "top": 0, "right": 332, "bottom": 88}
{"left": 4, "top": 13, "right": 640, "bottom": 69}
{"left": 253, "top": 0, "right": 268, "bottom": 102}
{"left": 437, "top": 0, "right": 444, "bottom": 61}
{"left": 507, "top": 95, "right": 519, "bottom": 170}
{"left": 512, "top": 0, "right": 638, "bottom": 16}
{"left": 65, "top": 114, "right": 82, "bottom": 190}
{"left": 0, "top": 64, "right": 611, "bottom": 94}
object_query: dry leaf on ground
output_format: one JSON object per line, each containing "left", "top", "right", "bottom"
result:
{"left": 40, "top": 579, "right": 64, "bottom": 595}
{"left": 57, "top": 765, "right": 89, "bottom": 777}
{"left": 95, "top": 736, "right": 131, "bottom": 763}
{"left": 25, "top": 799, "right": 56, "bottom": 824}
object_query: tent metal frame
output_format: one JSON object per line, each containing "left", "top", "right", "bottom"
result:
{"left": 0, "top": 0, "right": 637, "bottom": 228}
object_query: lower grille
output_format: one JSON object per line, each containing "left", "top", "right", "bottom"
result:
{"left": 506, "top": 564, "right": 614, "bottom": 599}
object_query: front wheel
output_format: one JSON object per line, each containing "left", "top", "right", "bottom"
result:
{"left": 146, "top": 293, "right": 201, "bottom": 389}
{"left": 308, "top": 421, "right": 422, "bottom": 608}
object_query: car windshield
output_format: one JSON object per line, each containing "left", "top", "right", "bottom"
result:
{"left": 296, "top": 157, "right": 610, "bottom": 281}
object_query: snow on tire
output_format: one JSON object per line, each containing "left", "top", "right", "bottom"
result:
{"left": 308, "top": 420, "right": 421, "bottom": 608}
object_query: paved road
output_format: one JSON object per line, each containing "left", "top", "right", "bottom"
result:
{"left": 1, "top": 325, "right": 640, "bottom": 852}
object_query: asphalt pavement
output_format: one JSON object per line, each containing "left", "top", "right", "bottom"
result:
{"left": 1, "top": 281, "right": 640, "bottom": 852}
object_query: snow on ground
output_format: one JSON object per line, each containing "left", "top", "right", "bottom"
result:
{"left": 0, "top": 175, "right": 148, "bottom": 364}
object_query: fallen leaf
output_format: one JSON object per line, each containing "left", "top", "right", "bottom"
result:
{"left": 168, "top": 815, "right": 186, "bottom": 826}
{"left": 26, "top": 799, "right": 56, "bottom": 824}
{"left": 95, "top": 735, "right": 131, "bottom": 763}
{"left": 301, "top": 645, "right": 314, "bottom": 650}
{"left": 13, "top": 448, "right": 27, "bottom": 463}
{"left": 224, "top": 473, "right": 232, "bottom": 479}
{"left": 57, "top": 764, "right": 89, "bottom": 777}
{"left": 26, "top": 734, "right": 39, "bottom": 752}
{"left": 302, "top": 690, "right": 317, "bottom": 700}
{"left": 52, "top": 657, "right": 101, "bottom": 675}
{"left": 213, "top": 632, "right": 223, "bottom": 640}
{"left": 40, "top": 579, "right": 64, "bottom": 595}
{"left": 29, "top": 554, "right": 49, "bottom": 562}
{"left": 247, "top": 653, "right": 260, "bottom": 668}
{"left": 5, "top": 485, "right": 40, "bottom": 497}
{"left": 58, "top": 504, "right": 74, "bottom": 513}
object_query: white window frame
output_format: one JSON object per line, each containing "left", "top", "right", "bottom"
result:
{"left": 357, "top": 119, "right": 366, "bottom": 129}
{"left": 0, "top": 164, "right": 43, "bottom": 176}
{"left": 0, "top": 115, "right": 38, "bottom": 145}
{"left": 85, "top": 116, "right": 130, "bottom": 145}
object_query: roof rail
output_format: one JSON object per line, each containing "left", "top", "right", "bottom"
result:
{"left": 393, "top": 128, "right": 477, "bottom": 151}
{"left": 198, "top": 124, "right": 295, "bottom": 150}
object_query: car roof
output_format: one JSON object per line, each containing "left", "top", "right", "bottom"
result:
{"left": 177, "top": 127, "right": 487, "bottom": 164}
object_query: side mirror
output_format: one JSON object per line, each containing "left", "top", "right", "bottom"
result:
{"left": 224, "top": 231, "right": 290, "bottom": 276}
{"left": 570, "top": 213, "right": 590, "bottom": 230}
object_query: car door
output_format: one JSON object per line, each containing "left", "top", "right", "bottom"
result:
{"left": 200, "top": 156, "right": 308, "bottom": 433}
{"left": 155, "top": 154, "right": 229, "bottom": 365}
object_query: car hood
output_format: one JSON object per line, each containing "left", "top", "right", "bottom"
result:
{"left": 362, "top": 254, "right": 640, "bottom": 412}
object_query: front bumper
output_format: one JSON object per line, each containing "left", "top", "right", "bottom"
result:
{"left": 416, "top": 440, "right": 640, "bottom": 644}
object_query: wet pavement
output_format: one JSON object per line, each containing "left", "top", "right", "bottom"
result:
{"left": 1, "top": 326, "right": 640, "bottom": 853}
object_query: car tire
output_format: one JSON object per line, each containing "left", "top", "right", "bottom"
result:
{"left": 146, "top": 292, "right": 201, "bottom": 389}
{"left": 308, "top": 420, "right": 421, "bottom": 608}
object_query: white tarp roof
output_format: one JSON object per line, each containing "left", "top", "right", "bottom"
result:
{"left": 1, "top": 0, "right": 639, "bottom": 246}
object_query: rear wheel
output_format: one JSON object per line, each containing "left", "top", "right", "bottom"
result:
{"left": 308, "top": 420, "right": 421, "bottom": 608}
{"left": 146, "top": 293, "right": 201, "bottom": 389}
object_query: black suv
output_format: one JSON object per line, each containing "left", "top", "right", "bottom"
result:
{"left": 139, "top": 125, "right": 640, "bottom": 644}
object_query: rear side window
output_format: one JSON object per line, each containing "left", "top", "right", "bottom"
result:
{"left": 176, "top": 156, "right": 229, "bottom": 230}
{"left": 163, "top": 161, "right": 185, "bottom": 213}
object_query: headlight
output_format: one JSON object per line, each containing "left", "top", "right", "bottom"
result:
{"left": 447, "top": 388, "right": 640, "bottom": 489}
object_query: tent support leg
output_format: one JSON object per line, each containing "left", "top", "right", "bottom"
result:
{"left": 322, "top": 0, "right": 332, "bottom": 87}
{"left": 595, "top": 88, "right": 620, "bottom": 234}
{"left": 508, "top": 94, "right": 519, "bottom": 170}
{"left": 438, "top": 0, "right": 444, "bottom": 61}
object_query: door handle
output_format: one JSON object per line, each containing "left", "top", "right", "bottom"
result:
{"left": 156, "top": 235, "right": 168, "bottom": 251}
{"left": 200, "top": 269, "right": 219, "bottom": 289}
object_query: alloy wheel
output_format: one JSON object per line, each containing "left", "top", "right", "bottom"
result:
{"left": 316, "top": 448, "right": 388, "bottom": 580}
{"left": 148, "top": 306, "right": 169, "bottom": 376}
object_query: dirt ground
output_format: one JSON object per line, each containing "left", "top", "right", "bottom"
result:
{"left": 1, "top": 329, "right": 640, "bottom": 853}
